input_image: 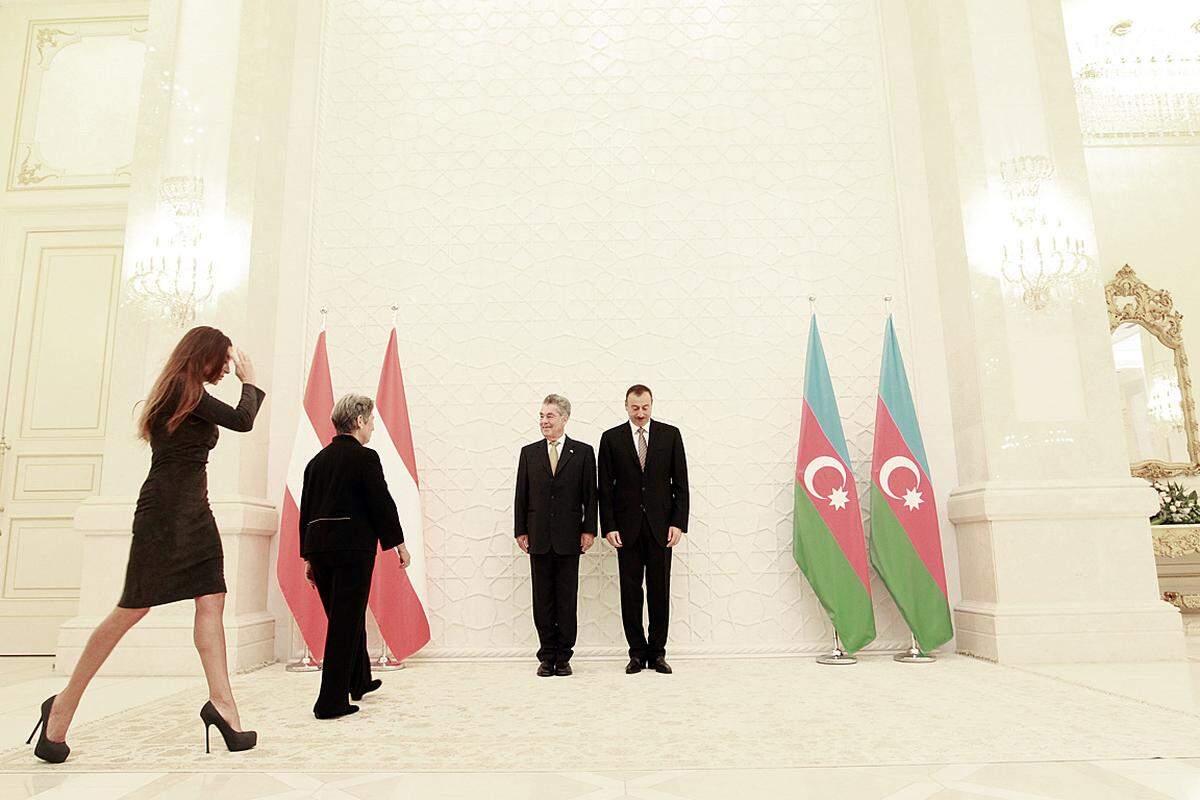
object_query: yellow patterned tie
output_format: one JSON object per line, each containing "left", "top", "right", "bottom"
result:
{"left": 549, "top": 440, "right": 559, "bottom": 475}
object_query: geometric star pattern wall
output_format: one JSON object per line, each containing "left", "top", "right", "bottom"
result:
{"left": 309, "top": 0, "right": 922, "bottom": 655}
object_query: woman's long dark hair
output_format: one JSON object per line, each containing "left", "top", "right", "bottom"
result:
{"left": 137, "top": 326, "right": 232, "bottom": 440}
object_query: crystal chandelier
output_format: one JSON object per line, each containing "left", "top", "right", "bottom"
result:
{"left": 999, "top": 225, "right": 1092, "bottom": 311}
{"left": 1147, "top": 370, "right": 1184, "bottom": 427}
{"left": 996, "top": 157, "right": 1093, "bottom": 311}
{"left": 1069, "top": 16, "right": 1200, "bottom": 142}
{"left": 999, "top": 155, "right": 1055, "bottom": 225}
{"left": 127, "top": 176, "right": 216, "bottom": 327}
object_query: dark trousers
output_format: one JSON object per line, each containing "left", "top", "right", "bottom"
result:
{"left": 616, "top": 515, "right": 672, "bottom": 661}
{"left": 530, "top": 551, "right": 580, "bottom": 663}
{"left": 309, "top": 549, "right": 375, "bottom": 716}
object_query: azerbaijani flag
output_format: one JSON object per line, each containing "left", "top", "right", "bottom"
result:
{"left": 868, "top": 316, "right": 953, "bottom": 653}
{"left": 794, "top": 316, "right": 876, "bottom": 653}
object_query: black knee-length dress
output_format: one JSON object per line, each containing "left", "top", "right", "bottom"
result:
{"left": 118, "top": 383, "right": 266, "bottom": 608}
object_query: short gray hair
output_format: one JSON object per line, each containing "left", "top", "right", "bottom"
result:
{"left": 331, "top": 394, "right": 375, "bottom": 434}
{"left": 542, "top": 393, "right": 571, "bottom": 418}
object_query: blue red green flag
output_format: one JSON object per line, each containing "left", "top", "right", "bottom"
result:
{"left": 868, "top": 316, "right": 953, "bottom": 652}
{"left": 793, "top": 316, "right": 876, "bottom": 653}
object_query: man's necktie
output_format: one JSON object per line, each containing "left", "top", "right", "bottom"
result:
{"left": 549, "top": 440, "right": 559, "bottom": 475}
{"left": 637, "top": 427, "right": 647, "bottom": 471}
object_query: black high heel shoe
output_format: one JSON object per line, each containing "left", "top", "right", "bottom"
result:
{"left": 27, "top": 695, "right": 70, "bottom": 764}
{"left": 200, "top": 701, "right": 257, "bottom": 753}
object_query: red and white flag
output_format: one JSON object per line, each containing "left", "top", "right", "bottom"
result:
{"left": 277, "top": 330, "right": 336, "bottom": 658}
{"left": 368, "top": 329, "right": 431, "bottom": 660}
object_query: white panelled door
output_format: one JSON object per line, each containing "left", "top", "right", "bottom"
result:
{"left": 0, "top": 226, "right": 123, "bottom": 653}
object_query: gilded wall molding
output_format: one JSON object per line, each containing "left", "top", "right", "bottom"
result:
{"left": 7, "top": 16, "right": 147, "bottom": 192}
{"left": 1151, "top": 526, "right": 1200, "bottom": 560}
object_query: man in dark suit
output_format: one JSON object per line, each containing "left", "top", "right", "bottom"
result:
{"left": 514, "top": 393, "right": 597, "bottom": 676}
{"left": 598, "top": 384, "right": 689, "bottom": 674}
{"left": 299, "top": 394, "right": 412, "bottom": 719}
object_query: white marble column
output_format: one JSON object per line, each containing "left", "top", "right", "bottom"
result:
{"left": 56, "top": 0, "right": 298, "bottom": 676}
{"left": 884, "top": 0, "right": 1185, "bottom": 663}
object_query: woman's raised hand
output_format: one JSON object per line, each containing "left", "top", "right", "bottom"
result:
{"left": 231, "top": 347, "right": 256, "bottom": 385}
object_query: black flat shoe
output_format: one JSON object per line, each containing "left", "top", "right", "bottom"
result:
{"left": 314, "top": 704, "right": 359, "bottom": 720}
{"left": 652, "top": 656, "right": 673, "bottom": 674}
{"left": 351, "top": 679, "right": 382, "bottom": 701}
{"left": 625, "top": 657, "right": 645, "bottom": 674}
{"left": 537, "top": 660, "right": 555, "bottom": 677}
{"left": 27, "top": 695, "right": 69, "bottom": 764}
{"left": 555, "top": 661, "right": 573, "bottom": 676}
{"left": 200, "top": 701, "right": 257, "bottom": 753}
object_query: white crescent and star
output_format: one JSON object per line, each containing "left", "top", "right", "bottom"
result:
{"left": 879, "top": 455, "right": 924, "bottom": 511}
{"left": 802, "top": 455, "right": 850, "bottom": 511}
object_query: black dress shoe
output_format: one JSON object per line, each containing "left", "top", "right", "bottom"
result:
{"left": 537, "top": 660, "right": 555, "bottom": 677}
{"left": 351, "top": 679, "right": 382, "bottom": 701}
{"left": 651, "top": 656, "right": 672, "bottom": 674}
{"left": 625, "top": 657, "right": 645, "bottom": 674}
{"left": 314, "top": 704, "right": 359, "bottom": 720}
{"left": 555, "top": 661, "right": 572, "bottom": 676}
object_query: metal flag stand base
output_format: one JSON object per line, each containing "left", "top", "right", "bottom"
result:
{"left": 893, "top": 634, "right": 936, "bottom": 664}
{"left": 285, "top": 644, "right": 322, "bottom": 673}
{"left": 373, "top": 643, "right": 406, "bottom": 672}
{"left": 816, "top": 632, "right": 857, "bottom": 665}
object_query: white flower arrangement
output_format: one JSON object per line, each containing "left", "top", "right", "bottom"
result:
{"left": 1151, "top": 481, "right": 1200, "bottom": 525}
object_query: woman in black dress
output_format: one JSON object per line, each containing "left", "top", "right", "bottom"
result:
{"left": 27, "top": 326, "right": 264, "bottom": 763}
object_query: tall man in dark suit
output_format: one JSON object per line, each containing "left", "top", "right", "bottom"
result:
{"left": 598, "top": 385, "right": 689, "bottom": 674}
{"left": 514, "top": 394, "right": 597, "bottom": 676}
{"left": 300, "top": 394, "right": 412, "bottom": 719}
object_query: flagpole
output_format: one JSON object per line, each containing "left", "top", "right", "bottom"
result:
{"left": 808, "top": 294, "right": 816, "bottom": 315}
{"left": 373, "top": 641, "right": 406, "bottom": 671}
{"left": 390, "top": 303, "right": 398, "bottom": 329}
{"left": 894, "top": 633, "right": 936, "bottom": 663}
{"left": 285, "top": 617, "right": 322, "bottom": 672}
{"left": 320, "top": 306, "right": 327, "bottom": 331}
{"left": 817, "top": 630, "right": 857, "bottom": 665}
{"left": 883, "top": 293, "right": 892, "bottom": 317}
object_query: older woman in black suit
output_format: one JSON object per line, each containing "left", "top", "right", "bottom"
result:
{"left": 300, "top": 394, "right": 412, "bottom": 719}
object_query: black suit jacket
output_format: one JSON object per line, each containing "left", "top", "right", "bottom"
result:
{"left": 299, "top": 434, "right": 404, "bottom": 557}
{"left": 598, "top": 419, "right": 689, "bottom": 546}
{"left": 514, "top": 435, "right": 598, "bottom": 556}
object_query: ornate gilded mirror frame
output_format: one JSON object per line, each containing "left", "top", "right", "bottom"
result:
{"left": 1106, "top": 265, "right": 1200, "bottom": 479}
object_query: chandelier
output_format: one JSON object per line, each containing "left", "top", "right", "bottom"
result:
{"left": 999, "top": 225, "right": 1092, "bottom": 311}
{"left": 1147, "top": 370, "right": 1184, "bottom": 428}
{"left": 1069, "top": 16, "right": 1200, "bottom": 142}
{"left": 996, "top": 157, "right": 1093, "bottom": 311}
{"left": 999, "top": 155, "right": 1055, "bottom": 225}
{"left": 127, "top": 176, "right": 216, "bottom": 327}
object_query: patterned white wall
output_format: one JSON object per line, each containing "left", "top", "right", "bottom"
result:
{"left": 308, "top": 0, "right": 923, "bottom": 656}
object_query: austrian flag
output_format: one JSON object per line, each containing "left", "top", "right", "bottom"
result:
{"left": 367, "top": 329, "right": 431, "bottom": 661}
{"left": 277, "top": 330, "right": 336, "bottom": 658}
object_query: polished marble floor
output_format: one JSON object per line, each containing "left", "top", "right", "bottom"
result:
{"left": 1, "top": 655, "right": 1199, "bottom": 799}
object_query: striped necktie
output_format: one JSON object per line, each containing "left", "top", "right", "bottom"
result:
{"left": 636, "top": 427, "right": 647, "bottom": 471}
